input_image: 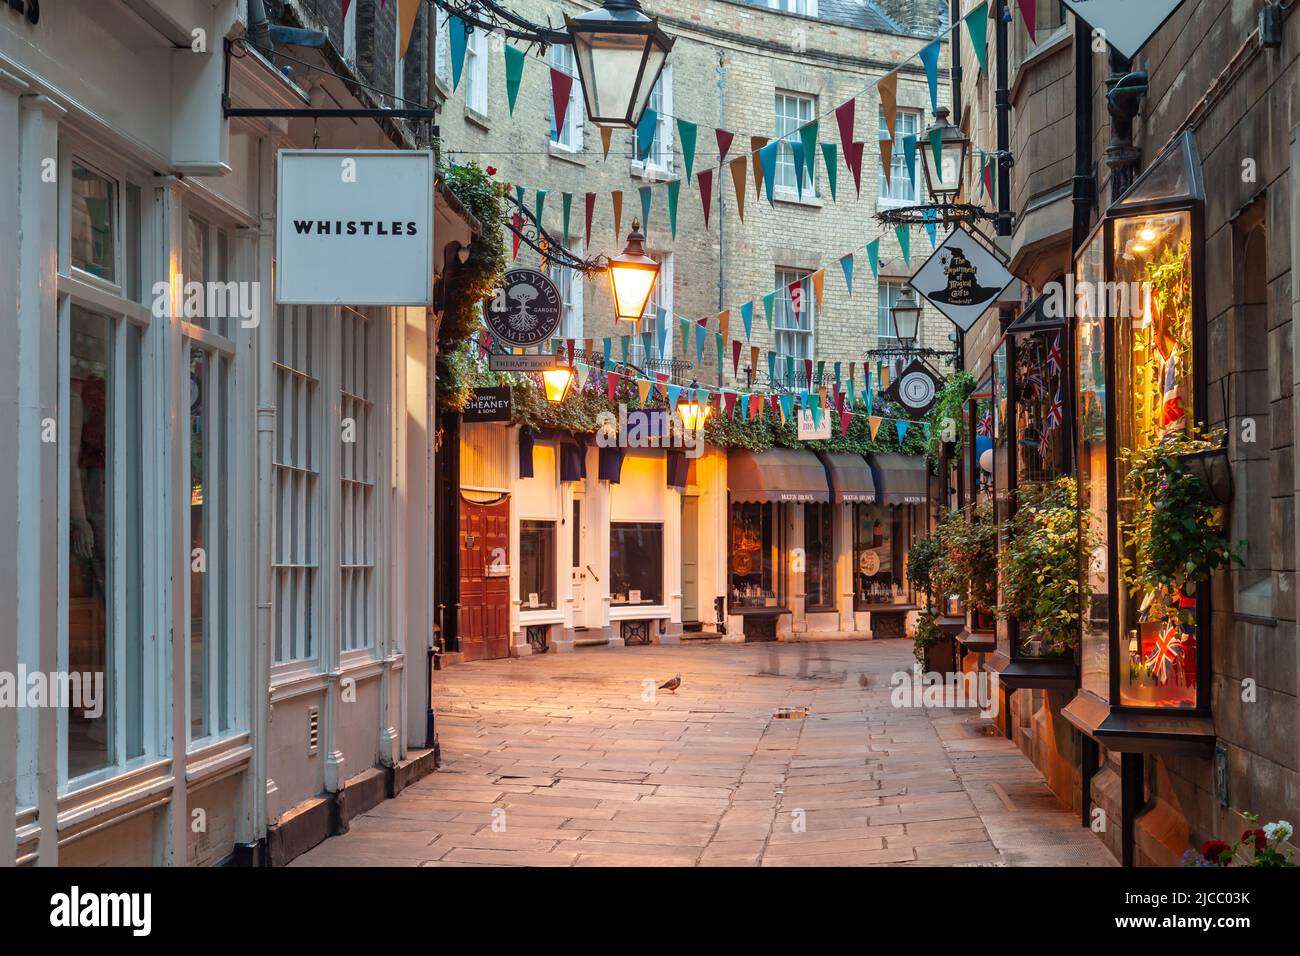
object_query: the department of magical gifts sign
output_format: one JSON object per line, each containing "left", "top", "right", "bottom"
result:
{"left": 908, "top": 226, "right": 1016, "bottom": 333}
{"left": 275, "top": 149, "right": 435, "bottom": 306}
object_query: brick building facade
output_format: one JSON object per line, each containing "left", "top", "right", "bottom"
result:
{"left": 433, "top": 0, "right": 954, "bottom": 388}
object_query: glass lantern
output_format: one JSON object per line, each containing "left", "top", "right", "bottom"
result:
{"left": 1071, "top": 132, "right": 1211, "bottom": 722}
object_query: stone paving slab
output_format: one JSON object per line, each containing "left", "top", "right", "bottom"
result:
{"left": 294, "top": 640, "right": 1116, "bottom": 868}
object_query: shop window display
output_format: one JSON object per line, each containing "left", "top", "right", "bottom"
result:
{"left": 853, "top": 504, "right": 913, "bottom": 606}
{"left": 610, "top": 522, "right": 664, "bottom": 606}
{"left": 730, "top": 502, "right": 778, "bottom": 608}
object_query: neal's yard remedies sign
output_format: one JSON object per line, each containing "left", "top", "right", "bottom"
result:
{"left": 908, "top": 226, "right": 1015, "bottom": 333}
{"left": 276, "top": 149, "right": 434, "bottom": 306}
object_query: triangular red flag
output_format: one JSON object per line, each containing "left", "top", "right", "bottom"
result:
{"left": 567, "top": 338, "right": 575, "bottom": 367}
{"left": 724, "top": 391, "right": 737, "bottom": 419}
{"left": 804, "top": 358, "right": 814, "bottom": 386}
{"left": 788, "top": 279, "right": 803, "bottom": 322}
{"left": 511, "top": 213, "right": 521, "bottom": 259}
{"left": 840, "top": 410, "right": 852, "bottom": 437}
{"left": 699, "top": 169, "right": 714, "bottom": 229}
{"left": 550, "top": 68, "right": 573, "bottom": 139}
{"left": 732, "top": 339, "right": 742, "bottom": 378}
{"left": 715, "top": 129, "right": 734, "bottom": 163}
{"left": 834, "top": 100, "right": 855, "bottom": 151}
{"left": 606, "top": 371, "right": 620, "bottom": 401}
{"left": 983, "top": 159, "right": 994, "bottom": 200}
{"left": 845, "top": 141, "right": 865, "bottom": 196}
{"left": 584, "top": 192, "right": 596, "bottom": 246}
{"left": 1017, "top": 0, "right": 1036, "bottom": 38}
{"left": 342, "top": 0, "right": 352, "bottom": 19}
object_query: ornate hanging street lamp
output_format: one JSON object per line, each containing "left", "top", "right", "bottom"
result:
{"left": 542, "top": 364, "right": 576, "bottom": 403}
{"left": 607, "top": 219, "right": 660, "bottom": 322}
{"left": 565, "top": 0, "right": 675, "bottom": 129}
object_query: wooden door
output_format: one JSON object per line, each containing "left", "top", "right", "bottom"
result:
{"left": 681, "top": 496, "right": 699, "bottom": 624}
{"left": 459, "top": 494, "right": 511, "bottom": 661}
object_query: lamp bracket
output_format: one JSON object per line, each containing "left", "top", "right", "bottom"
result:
{"left": 875, "top": 203, "right": 1002, "bottom": 229}
{"left": 435, "top": 0, "right": 571, "bottom": 50}
{"left": 504, "top": 192, "right": 609, "bottom": 276}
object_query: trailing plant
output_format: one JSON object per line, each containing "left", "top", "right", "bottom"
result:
{"left": 436, "top": 161, "right": 508, "bottom": 409}
{"left": 930, "top": 502, "right": 998, "bottom": 616}
{"left": 912, "top": 611, "right": 947, "bottom": 668}
{"left": 999, "top": 477, "right": 1095, "bottom": 656}
{"left": 924, "top": 370, "right": 977, "bottom": 464}
{"left": 905, "top": 532, "right": 943, "bottom": 611}
{"left": 1119, "top": 425, "right": 1242, "bottom": 622}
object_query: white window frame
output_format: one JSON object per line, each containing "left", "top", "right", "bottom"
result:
{"left": 393, "top": 12, "right": 406, "bottom": 106}
{"left": 550, "top": 44, "right": 585, "bottom": 153}
{"left": 774, "top": 91, "right": 817, "bottom": 197}
{"left": 338, "top": 307, "right": 382, "bottom": 659}
{"left": 343, "top": 0, "right": 358, "bottom": 65}
{"left": 547, "top": 240, "right": 585, "bottom": 340}
{"left": 878, "top": 107, "right": 923, "bottom": 207}
{"left": 180, "top": 203, "right": 244, "bottom": 748}
{"left": 632, "top": 67, "right": 673, "bottom": 179}
{"left": 464, "top": 28, "right": 489, "bottom": 117}
{"left": 877, "top": 279, "right": 907, "bottom": 348}
{"left": 54, "top": 141, "right": 164, "bottom": 792}
{"left": 768, "top": 0, "right": 818, "bottom": 15}
{"left": 775, "top": 267, "right": 815, "bottom": 372}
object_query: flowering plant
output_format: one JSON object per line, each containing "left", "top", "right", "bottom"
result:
{"left": 1184, "top": 815, "right": 1295, "bottom": 867}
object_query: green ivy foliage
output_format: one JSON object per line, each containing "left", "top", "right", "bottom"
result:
{"left": 999, "top": 477, "right": 1094, "bottom": 655}
{"left": 924, "top": 370, "right": 977, "bottom": 464}
{"left": 928, "top": 502, "right": 998, "bottom": 616}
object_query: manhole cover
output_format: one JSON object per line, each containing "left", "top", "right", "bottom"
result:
{"left": 773, "top": 707, "right": 808, "bottom": 719}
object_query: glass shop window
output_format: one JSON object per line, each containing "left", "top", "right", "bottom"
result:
{"left": 854, "top": 504, "right": 909, "bottom": 607}
{"left": 519, "top": 520, "right": 557, "bottom": 610}
{"left": 730, "top": 502, "right": 778, "bottom": 608}
{"left": 1014, "top": 327, "right": 1070, "bottom": 482}
{"left": 804, "top": 502, "right": 835, "bottom": 610}
{"left": 1113, "top": 210, "right": 1200, "bottom": 709}
{"left": 70, "top": 161, "right": 117, "bottom": 283}
{"left": 610, "top": 522, "right": 664, "bottom": 606}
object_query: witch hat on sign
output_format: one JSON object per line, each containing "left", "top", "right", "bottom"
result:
{"left": 926, "top": 246, "right": 1002, "bottom": 307}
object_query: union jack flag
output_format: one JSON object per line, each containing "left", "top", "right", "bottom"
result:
{"left": 1045, "top": 387, "right": 1064, "bottom": 430}
{"left": 1046, "top": 334, "right": 1063, "bottom": 375}
{"left": 1021, "top": 370, "right": 1046, "bottom": 399}
{"left": 976, "top": 410, "right": 993, "bottom": 437}
{"left": 1145, "top": 624, "right": 1185, "bottom": 684}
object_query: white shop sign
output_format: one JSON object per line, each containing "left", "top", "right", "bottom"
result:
{"left": 276, "top": 149, "right": 434, "bottom": 306}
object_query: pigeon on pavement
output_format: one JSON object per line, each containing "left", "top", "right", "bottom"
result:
{"left": 658, "top": 674, "right": 681, "bottom": 693}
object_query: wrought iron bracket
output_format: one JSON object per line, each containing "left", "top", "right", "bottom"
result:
{"left": 504, "top": 192, "right": 609, "bottom": 276}
{"left": 874, "top": 202, "right": 1005, "bottom": 229}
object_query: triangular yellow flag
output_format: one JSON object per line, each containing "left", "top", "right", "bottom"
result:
{"left": 880, "top": 366, "right": 891, "bottom": 389}
{"left": 729, "top": 156, "right": 748, "bottom": 222}
{"left": 398, "top": 0, "right": 421, "bottom": 59}
{"left": 878, "top": 70, "right": 899, "bottom": 142}
{"left": 812, "top": 269, "right": 825, "bottom": 308}
{"left": 868, "top": 416, "right": 883, "bottom": 439}
{"left": 719, "top": 310, "right": 730, "bottom": 342}
{"left": 584, "top": 338, "right": 593, "bottom": 361}
{"left": 880, "top": 138, "right": 894, "bottom": 189}
{"left": 612, "top": 191, "right": 622, "bottom": 239}
{"left": 601, "top": 127, "right": 613, "bottom": 160}
{"left": 638, "top": 379, "right": 651, "bottom": 405}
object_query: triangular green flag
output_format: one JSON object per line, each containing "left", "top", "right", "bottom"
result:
{"left": 928, "top": 128, "right": 944, "bottom": 181}
{"left": 680, "top": 318, "right": 690, "bottom": 353}
{"left": 635, "top": 108, "right": 657, "bottom": 163}
{"left": 715, "top": 332, "right": 724, "bottom": 375}
{"left": 667, "top": 179, "right": 680, "bottom": 239}
{"left": 820, "top": 143, "right": 838, "bottom": 201}
{"left": 762, "top": 291, "right": 776, "bottom": 331}
{"left": 639, "top": 185, "right": 652, "bottom": 231}
{"left": 504, "top": 44, "right": 526, "bottom": 114}
{"left": 866, "top": 239, "right": 881, "bottom": 279}
{"left": 449, "top": 17, "right": 469, "bottom": 91}
{"left": 676, "top": 118, "right": 698, "bottom": 186}
{"left": 535, "top": 189, "right": 546, "bottom": 230}
{"left": 903, "top": 134, "right": 918, "bottom": 188}
{"left": 895, "top": 226, "right": 911, "bottom": 266}
{"left": 964, "top": 2, "right": 989, "bottom": 77}
{"left": 799, "top": 120, "right": 819, "bottom": 185}
{"left": 561, "top": 193, "right": 572, "bottom": 245}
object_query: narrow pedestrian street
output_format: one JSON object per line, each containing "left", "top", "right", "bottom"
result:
{"left": 295, "top": 640, "right": 1114, "bottom": 867}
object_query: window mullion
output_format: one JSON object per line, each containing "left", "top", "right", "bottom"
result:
{"left": 111, "top": 314, "right": 128, "bottom": 766}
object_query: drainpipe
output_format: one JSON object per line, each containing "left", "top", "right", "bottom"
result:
{"left": 716, "top": 51, "right": 727, "bottom": 388}
{"left": 247, "top": 0, "right": 274, "bottom": 55}
{"left": 994, "top": 0, "right": 1012, "bottom": 237}
{"left": 1070, "top": 16, "right": 1095, "bottom": 253}
{"left": 950, "top": 0, "right": 962, "bottom": 124}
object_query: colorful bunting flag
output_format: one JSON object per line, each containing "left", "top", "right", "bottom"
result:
{"left": 965, "top": 2, "right": 990, "bottom": 77}
{"left": 834, "top": 100, "right": 856, "bottom": 151}
{"left": 845, "top": 141, "right": 865, "bottom": 196}
{"left": 504, "top": 44, "right": 526, "bottom": 114}
{"left": 895, "top": 225, "right": 911, "bottom": 266}
{"left": 880, "top": 138, "right": 894, "bottom": 189}
{"left": 584, "top": 192, "right": 596, "bottom": 246}
{"left": 903, "top": 134, "right": 918, "bottom": 189}
{"left": 759, "top": 140, "right": 779, "bottom": 204}
{"left": 751, "top": 136, "right": 770, "bottom": 200}
{"left": 1017, "top": 0, "right": 1036, "bottom": 39}
{"left": 639, "top": 185, "right": 652, "bottom": 231}
{"left": 600, "top": 126, "right": 613, "bottom": 160}
{"left": 635, "top": 107, "right": 657, "bottom": 162}
{"left": 866, "top": 238, "right": 881, "bottom": 278}
{"left": 716, "top": 129, "right": 735, "bottom": 162}
{"left": 741, "top": 301, "right": 754, "bottom": 341}
{"left": 677, "top": 119, "right": 698, "bottom": 185}
{"left": 799, "top": 121, "right": 819, "bottom": 185}
{"left": 840, "top": 252, "right": 855, "bottom": 294}
{"left": 449, "top": 16, "right": 469, "bottom": 90}
{"left": 612, "top": 190, "right": 622, "bottom": 240}
{"left": 821, "top": 143, "right": 838, "bottom": 201}
{"left": 667, "top": 179, "right": 680, "bottom": 239}
{"left": 730, "top": 156, "right": 748, "bottom": 221}
{"left": 878, "top": 69, "right": 899, "bottom": 141}
{"left": 561, "top": 192, "right": 572, "bottom": 245}
{"left": 699, "top": 169, "right": 714, "bottom": 229}
{"left": 919, "top": 39, "right": 942, "bottom": 113}
{"left": 550, "top": 68, "right": 573, "bottom": 140}
{"left": 763, "top": 291, "right": 776, "bottom": 331}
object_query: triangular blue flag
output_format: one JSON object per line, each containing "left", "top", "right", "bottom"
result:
{"left": 920, "top": 40, "right": 942, "bottom": 113}
{"left": 791, "top": 140, "right": 806, "bottom": 197}
{"left": 449, "top": 17, "right": 469, "bottom": 91}
{"left": 896, "top": 420, "right": 909, "bottom": 443}
{"left": 602, "top": 337, "right": 611, "bottom": 368}
{"left": 903, "top": 135, "right": 918, "bottom": 189}
{"left": 641, "top": 330, "right": 653, "bottom": 363}
{"left": 741, "top": 301, "right": 754, "bottom": 340}
{"left": 667, "top": 384, "right": 681, "bottom": 408}
{"left": 924, "top": 208, "right": 937, "bottom": 249}
{"left": 767, "top": 351, "right": 776, "bottom": 384}
{"left": 812, "top": 401, "right": 823, "bottom": 430}
{"left": 636, "top": 108, "right": 657, "bottom": 163}
{"left": 839, "top": 253, "right": 855, "bottom": 295}
{"left": 759, "top": 141, "right": 779, "bottom": 204}
{"left": 639, "top": 185, "right": 652, "bottom": 231}
{"left": 695, "top": 323, "right": 706, "bottom": 363}
{"left": 780, "top": 393, "right": 794, "bottom": 422}
{"left": 656, "top": 308, "right": 668, "bottom": 357}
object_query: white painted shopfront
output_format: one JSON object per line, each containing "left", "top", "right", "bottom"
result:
{"left": 1, "top": 1, "right": 470, "bottom": 866}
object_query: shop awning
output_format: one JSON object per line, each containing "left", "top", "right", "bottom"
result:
{"left": 1006, "top": 291, "right": 1065, "bottom": 333}
{"left": 728, "top": 449, "right": 831, "bottom": 504}
{"left": 869, "top": 453, "right": 929, "bottom": 505}
{"left": 819, "top": 452, "right": 877, "bottom": 504}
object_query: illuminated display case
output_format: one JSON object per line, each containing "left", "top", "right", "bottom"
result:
{"left": 1062, "top": 133, "right": 1214, "bottom": 753}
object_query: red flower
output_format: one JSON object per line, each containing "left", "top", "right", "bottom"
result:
{"left": 486, "top": 166, "right": 498, "bottom": 176}
{"left": 1200, "top": 839, "right": 1232, "bottom": 865}
{"left": 1242, "top": 828, "right": 1267, "bottom": 852}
